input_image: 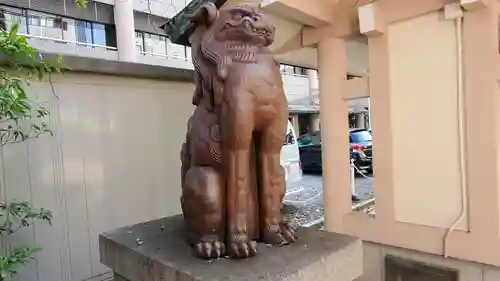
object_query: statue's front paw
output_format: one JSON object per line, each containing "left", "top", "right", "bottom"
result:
{"left": 194, "top": 236, "right": 226, "bottom": 259}
{"left": 262, "top": 221, "right": 298, "bottom": 246}
{"left": 227, "top": 234, "right": 257, "bottom": 259}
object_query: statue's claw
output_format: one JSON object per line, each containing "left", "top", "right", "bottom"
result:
{"left": 262, "top": 221, "right": 298, "bottom": 246}
{"left": 227, "top": 234, "right": 257, "bottom": 259}
{"left": 193, "top": 236, "right": 226, "bottom": 259}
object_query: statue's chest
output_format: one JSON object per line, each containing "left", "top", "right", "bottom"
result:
{"left": 229, "top": 62, "right": 279, "bottom": 86}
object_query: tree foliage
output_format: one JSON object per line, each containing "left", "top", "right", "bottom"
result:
{"left": 0, "top": 201, "right": 52, "bottom": 280}
{"left": 0, "top": 23, "right": 60, "bottom": 281}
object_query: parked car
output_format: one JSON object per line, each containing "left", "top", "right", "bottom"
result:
{"left": 297, "top": 128, "right": 373, "bottom": 173}
{"left": 282, "top": 120, "right": 303, "bottom": 191}
{"left": 350, "top": 128, "right": 373, "bottom": 173}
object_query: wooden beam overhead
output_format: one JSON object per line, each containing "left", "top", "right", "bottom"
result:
{"left": 261, "top": 0, "right": 336, "bottom": 27}
{"left": 301, "top": 0, "right": 454, "bottom": 46}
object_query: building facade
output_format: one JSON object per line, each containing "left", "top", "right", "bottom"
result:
{"left": 0, "top": 0, "right": 370, "bottom": 137}
{"left": 0, "top": 1, "right": 312, "bottom": 131}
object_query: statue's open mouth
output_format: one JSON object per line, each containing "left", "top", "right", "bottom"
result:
{"left": 222, "top": 18, "right": 274, "bottom": 44}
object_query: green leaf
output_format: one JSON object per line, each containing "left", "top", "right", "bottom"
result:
{"left": 0, "top": 246, "right": 43, "bottom": 280}
{"left": 75, "top": 0, "right": 88, "bottom": 8}
{"left": 0, "top": 199, "right": 52, "bottom": 236}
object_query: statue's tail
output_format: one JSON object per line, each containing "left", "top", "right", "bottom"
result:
{"left": 180, "top": 142, "right": 189, "bottom": 188}
{"left": 181, "top": 117, "right": 193, "bottom": 189}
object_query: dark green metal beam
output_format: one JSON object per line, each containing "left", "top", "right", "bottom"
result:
{"left": 161, "top": 0, "right": 227, "bottom": 46}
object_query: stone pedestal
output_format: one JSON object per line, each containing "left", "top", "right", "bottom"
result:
{"left": 99, "top": 215, "right": 363, "bottom": 281}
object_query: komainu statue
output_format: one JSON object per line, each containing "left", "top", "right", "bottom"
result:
{"left": 180, "top": 1, "right": 297, "bottom": 260}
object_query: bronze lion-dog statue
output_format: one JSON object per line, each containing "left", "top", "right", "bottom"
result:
{"left": 180, "top": 1, "right": 297, "bottom": 260}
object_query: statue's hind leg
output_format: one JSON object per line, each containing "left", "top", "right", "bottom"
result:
{"left": 181, "top": 166, "right": 225, "bottom": 259}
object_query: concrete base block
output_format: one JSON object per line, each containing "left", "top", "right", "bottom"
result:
{"left": 100, "top": 215, "right": 363, "bottom": 281}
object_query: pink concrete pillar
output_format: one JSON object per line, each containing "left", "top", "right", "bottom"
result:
{"left": 318, "top": 38, "right": 352, "bottom": 232}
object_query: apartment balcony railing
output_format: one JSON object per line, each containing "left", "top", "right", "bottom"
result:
{"left": 135, "top": 50, "right": 194, "bottom": 69}
{"left": 20, "top": 33, "right": 120, "bottom": 61}
{"left": 136, "top": 50, "right": 188, "bottom": 60}
{"left": 20, "top": 31, "right": 315, "bottom": 101}
{"left": 21, "top": 33, "right": 118, "bottom": 51}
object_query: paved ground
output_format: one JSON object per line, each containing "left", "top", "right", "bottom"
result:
{"left": 282, "top": 172, "right": 374, "bottom": 226}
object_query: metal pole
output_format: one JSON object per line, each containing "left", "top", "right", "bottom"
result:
{"left": 350, "top": 159, "right": 356, "bottom": 195}
{"left": 368, "top": 97, "right": 372, "bottom": 130}
{"left": 350, "top": 159, "right": 360, "bottom": 202}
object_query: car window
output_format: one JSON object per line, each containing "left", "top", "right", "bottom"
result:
{"left": 350, "top": 130, "right": 372, "bottom": 142}
{"left": 309, "top": 133, "right": 321, "bottom": 145}
{"left": 297, "top": 135, "right": 311, "bottom": 145}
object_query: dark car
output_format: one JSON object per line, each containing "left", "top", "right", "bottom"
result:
{"left": 297, "top": 129, "right": 373, "bottom": 173}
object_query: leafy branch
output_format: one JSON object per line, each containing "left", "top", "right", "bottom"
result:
{"left": 0, "top": 247, "right": 42, "bottom": 280}
{"left": 0, "top": 200, "right": 52, "bottom": 236}
{"left": 0, "top": 24, "right": 61, "bottom": 147}
{"left": 0, "top": 0, "right": 87, "bottom": 278}
{"left": 0, "top": 23, "right": 59, "bottom": 281}
{"left": 0, "top": 200, "right": 52, "bottom": 281}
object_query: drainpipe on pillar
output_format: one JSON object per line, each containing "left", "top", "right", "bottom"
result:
{"left": 368, "top": 98, "right": 372, "bottom": 129}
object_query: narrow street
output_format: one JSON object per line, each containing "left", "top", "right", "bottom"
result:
{"left": 283, "top": 172, "right": 374, "bottom": 226}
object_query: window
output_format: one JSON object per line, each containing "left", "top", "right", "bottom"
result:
{"left": 280, "top": 64, "right": 309, "bottom": 76}
{"left": 0, "top": 5, "right": 115, "bottom": 48}
{"left": 280, "top": 64, "right": 294, "bottom": 74}
{"left": 135, "top": 31, "right": 144, "bottom": 53}
{"left": 62, "top": 18, "right": 93, "bottom": 45}
{"left": 297, "top": 131, "right": 321, "bottom": 146}
{"left": 350, "top": 130, "right": 372, "bottom": 143}
{"left": 144, "top": 33, "right": 167, "bottom": 55}
{"left": 92, "top": 23, "right": 107, "bottom": 46}
{"left": 79, "top": 21, "right": 92, "bottom": 44}
{"left": 135, "top": 30, "right": 188, "bottom": 59}
{"left": 167, "top": 37, "right": 187, "bottom": 58}
{"left": 309, "top": 132, "right": 322, "bottom": 145}
{"left": 27, "top": 10, "right": 62, "bottom": 39}
{"left": 294, "top": 66, "right": 308, "bottom": 76}
{"left": 1, "top": 6, "right": 27, "bottom": 33}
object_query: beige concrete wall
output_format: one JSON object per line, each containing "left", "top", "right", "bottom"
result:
{"left": 387, "top": 11, "right": 465, "bottom": 230}
{"left": 357, "top": 242, "right": 500, "bottom": 281}
{"left": 0, "top": 72, "right": 194, "bottom": 281}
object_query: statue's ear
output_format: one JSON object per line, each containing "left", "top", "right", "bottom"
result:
{"left": 188, "top": 2, "right": 218, "bottom": 26}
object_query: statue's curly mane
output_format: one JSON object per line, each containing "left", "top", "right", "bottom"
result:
{"left": 190, "top": 4, "right": 276, "bottom": 108}
{"left": 191, "top": 31, "right": 227, "bottom": 108}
